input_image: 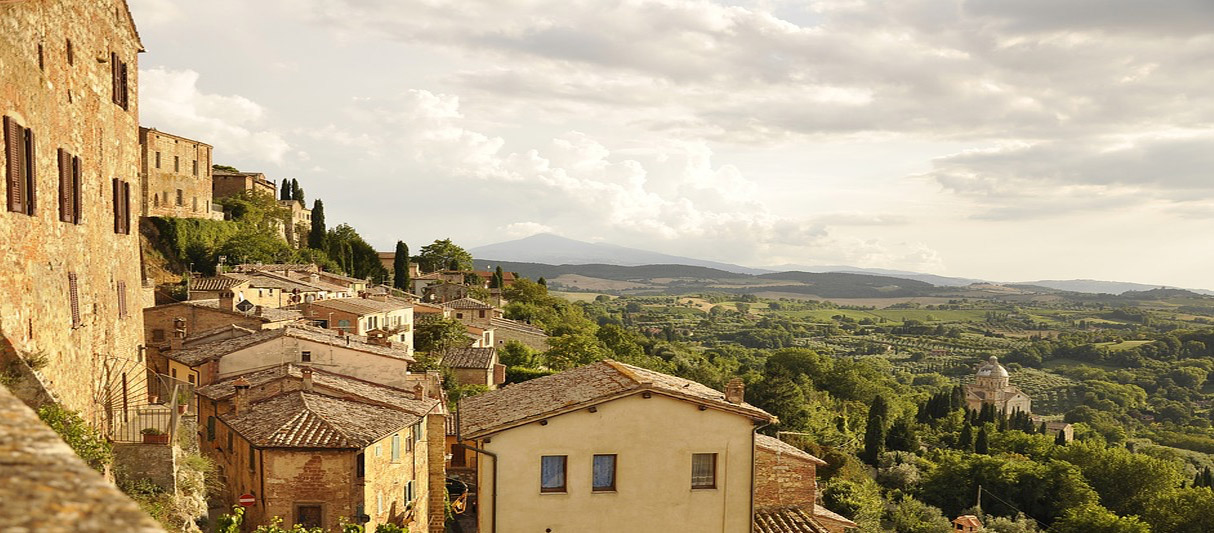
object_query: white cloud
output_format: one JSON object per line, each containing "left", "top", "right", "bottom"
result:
{"left": 139, "top": 68, "right": 293, "bottom": 164}
{"left": 500, "top": 222, "right": 555, "bottom": 238}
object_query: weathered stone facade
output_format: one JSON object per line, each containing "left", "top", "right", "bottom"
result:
{"left": 753, "top": 435, "right": 823, "bottom": 508}
{"left": 0, "top": 0, "right": 147, "bottom": 428}
{"left": 138, "top": 128, "right": 219, "bottom": 219}
{"left": 212, "top": 170, "right": 274, "bottom": 200}
{"left": 278, "top": 199, "right": 310, "bottom": 247}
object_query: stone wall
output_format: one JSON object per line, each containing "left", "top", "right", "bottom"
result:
{"left": 139, "top": 128, "right": 217, "bottom": 220}
{"left": 114, "top": 442, "right": 177, "bottom": 492}
{"left": 425, "top": 413, "right": 446, "bottom": 533}
{"left": 754, "top": 444, "right": 818, "bottom": 507}
{"left": 494, "top": 326, "right": 550, "bottom": 352}
{"left": 264, "top": 449, "right": 360, "bottom": 530}
{"left": 0, "top": 0, "right": 148, "bottom": 428}
{"left": 143, "top": 302, "right": 266, "bottom": 348}
{"left": 362, "top": 425, "right": 429, "bottom": 531}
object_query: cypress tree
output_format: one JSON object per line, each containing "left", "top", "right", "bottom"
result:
{"left": 291, "top": 178, "right": 304, "bottom": 204}
{"left": 1055, "top": 429, "right": 1068, "bottom": 446}
{"left": 886, "top": 419, "right": 919, "bottom": 452}
{"left": 975, "top": 426, "right": 990, "bottom": 454}
{"left": 1038, "top": 421, "right": 1048, "bottom": 435}
{"left": 393, "top": 241, "right": 410, "bottom": 292}
{"left": 280, "top": 179, "right": 291, "bottom": 201}
{"left": 958, "top": 422, "right": 974, "bottom": 451}
{"left": 308, "top": 199, "right": 326, "bottom": 249}
{"left": 861, "top": 396, "right": 889, "bottom": 465}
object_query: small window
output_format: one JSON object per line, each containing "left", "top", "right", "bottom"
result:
{"left": 248, "top": 443, "right": 256, "bottom": 471}
{"left": 593, "top": 454, "right": 616, "bottom": 491}
{"left": 66, "top": 39, "right": 73, "bottom": 65}
{"left": 405, "top": 480, "right": 415, "bottom": 503}
{"left": 4, "top": 116, "right": 38, "bottom": 216}
{"left": 456, "top": 312, "right": 463, "bottom": 319}
{"left": 206, "top": 416, "right": 216, "bottom": 441}
{"left": 155, "top": 151, "right": 160, "bottom": 168}
{"left": 295, "top": 504, "right": 322, "bottom": 528}
{"left": 451, "top": 443, "right": 466, "bottom": 467}
{"left": 192, "top": 196, "right": 198, "bottom": 211}
{"left": 391, "top": 434, "right": 400, "bottom": 462}
{"left": 170, "top": 368, "right": 177, "bottom": 378}
{"left": 413, "top": 422, "right": 423, "bottom": 443}
{"left": 187, "top": 374, "right": 195, "bottom": 385}
{"left": 176, "top": 189, "right": 183, "bottom": 206}
{"left": 375, "top": 444, "right": 382, "bottom": 457}
{"left": 68, "top": 272, "right": 80, "bottom": 327}
{"left": 174, "top": 155, "right": 180, "bottom": 172}
{"left": 376, "top": 492, "right": 383, "bottom": 514}
{"left": 691, "top": 453, "right": 717, "bottom": 489}
{"left": 479, "top": 310, "right": 486, "bottom": 318}
{"left": 540, "top": 455, "right": 567, "bottom": 493}
{"left": 117, "top": 280, "right": 128, "bottom": 318}
{"left": 301, "top": 351, "right": 311, "bottom": 363}
{"left": 356, "top": 452, "right": 365, "bottom": 478}
{"left": 192, "top": 159, "right": 198, "bottom": 176}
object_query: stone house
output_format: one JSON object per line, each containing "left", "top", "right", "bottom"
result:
{"left": 458, "top": 360, "right": 777, "bottom": 533}
{"left": 447, "top": 297, "right": 501, "bottom": 329}
{"left": 441, "top": 347, "right": 505, "bottom": 389}
{"left": 0, "top": 0, "right": 147, "bottom": 428}
{"left": 195, "top": 366, "right": 445, "bottom": 532}
{"left": 188, "top": 273, "right": 322, "bottom": 309}
{"left": 952, "top": 515, "right": 982, "bottom": 532}
{"left": 138, "top": 127, "right": 220, "bottom": 220}
{"left": 964, "top": 356, "right": 1031, "bottom": 415}
{"left": 153, "top": 324, "right": 415, "bottom": 390}
{"left": 300, "top": 296, "right": 414, "bottom": 352}
{"left": 143, "top": 300, "right": 298, "bottom": 356}
{"left": 424, "top": 281, "right": 469, "bottom": 303}
{"left": 490, "top": 317, "right": 550, "bottom": 352}
{"left": 277, "top": 199, "right": 311, "bottom": 247}
{"left": 212, "top": 170, "right": 274, "bottom": 200}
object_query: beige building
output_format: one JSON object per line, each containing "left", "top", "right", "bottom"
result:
{"left": 448, "top": 297, "right": 501, "bottom": 328}
{"left": 138, "top": 127, "right": 220, "bottom": 219}
{"left": 0, "top": 0, "right": 147, "bottom": 430}
{"left": 195, "top": 365, "right": 445, "bottom": 532}
{"left": 212, "top": 170, "right": 275, "bottom": 199}
{"left": 278, "top": 199, "right": 311, "bottom": 247}
{"left": 459, "top": 360, "right": 776, "bottom": 533}
{"left": 441, "top": 347, "right": 505, "bottom": 389}
{"left": 301, "top": 296, "right": 414, "bottom": 351}
{"left": 964, "top": 356, "right": 1031, "bottom": 415}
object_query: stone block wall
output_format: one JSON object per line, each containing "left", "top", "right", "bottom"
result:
{"left": 0, "top": 0, "right": 147, "bottom": 428}
{"left": 114, "top": 442, "right": 177, "bottom": 492}
{"left": 754, "top": 444, "right": 818, "bottom": 507}
{"left": 139, "top": 128, "right": 217, "bottom": 219}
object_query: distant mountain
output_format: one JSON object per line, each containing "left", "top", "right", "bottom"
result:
{"left": 470, "top": 234, "right": 772, "bottom": 275}
{"left": 763, "top": 264, "right": 983, "bottom": 287}
{"left": 1019, "top": 279, "right": 1214, "bottom": 296}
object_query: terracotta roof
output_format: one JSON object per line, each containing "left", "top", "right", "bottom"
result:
{"left": 459, "top": 360, "right": 774, "bottom": 437}
{"left": 447, "top": 297, "right": 495, "bottom": 310}
{"left": 166, "top": 325, "right": 414, "bottom": 367}
{"left": 953, "top": 515, "right": 983, "bottom": 528}
{"left": 442, "top": 347, "right": 497, "bottom": 370}
{"left": 412, "top": 302, "right": 449, "bottom": 314}
{"left": 196, "top": 364, "right": 438, "bottom": 416}
{"left": 238, "top": 273, "right": 317, "bottom": 292}
{"left": 189, "top": 277, "right": 247, "bottom": 292}
{"left": 223, "top": 391, "right": 420, "bottom": 449}
{"left": 318, "top": 271, "right": 365, "bottom": 284}
{"left": 489, "top": 317, "right": 547, "bottom": 336}
{"left": 306, "top": 297, "right": 411, "bottom": 315}
{"left": 756, "top": 434, "right": 828, "bottom": 466}
{"left": 185, "top": 299, "right": 302, "bottom": 322}
{"left": 754, "top": 506, "right": 830, "bottom": 533}
{"left": 814, "top": 504, "right": 858, "bottom": 528}
{"left": 0, "top": 386, "right": 164, "bottom": 532}
{"left": 233, "top": 263, "right": 319, "bottom": 273}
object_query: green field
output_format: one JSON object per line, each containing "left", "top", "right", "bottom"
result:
{"left": 782, "top": 308, "right": 990, "bottom": 324}
{"left": 1093, "top": 340, "right": 1152, "bottom": 352}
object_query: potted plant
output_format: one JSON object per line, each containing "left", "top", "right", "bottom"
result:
{"left": 141, "top": 427, "right": 169, "bottom": 444}
{"left": 175, "top": 390, "right": 191, "bottom": 414}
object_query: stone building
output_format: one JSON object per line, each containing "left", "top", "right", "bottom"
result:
{"left": 753, "top": 435, "right": 856, "bottom": 533}
{"left": 212, "top": 169, "right": 274, "bottom": 199}
{"left": 447, "top": 297, "right": 501, "bottom": 328}
{"left": 0, "top": 0, "right": 147, "bottom": 429}
{"left": 300, "top": 296, "right": 414, "bottom": 352}
{"left": 195, "top": 365, "right": 445, "bottom": 532}
{"left": 138, "top": 127, "right": 220, "bottom": 219}
{"left": 278, "top": 198, "right": 310, "bottom": 247}
{"left": 964, "top": 356, "right": 1031, "bottom": 415}
{"left": 490, "top": 316, "right": 550, "bottom": 352}
{"left": 441, "top": 347, "right": 505, "bottom": 389}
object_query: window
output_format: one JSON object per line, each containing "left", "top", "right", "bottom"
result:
{"left": 593, "top": 454, "right": 617, "bottom": 491}
{"left": 207, "top": 416, "right": 216, "bottom": 441}
{"left": 227, "top": 429, "right": 233, "bottom": 451}
{"left": 188, "top": 374, "right": 195, "bottom": 385}
{"left": 192, "top": 196, "right": 198, "bottom": 211}
{"left": 456, "top": 312, "right": 463, "bottom": 319}
{"left": 391, "top": 434, "right": 401, "bottom": 462}
{"left": 66, "top": 39, "right": 73, "bottom": 65}
{"left": 176, "top": 189, "right": 183, "bottom": 206}
{"left": 375, "top": 444, "right": 381, "bottom": 457}
{"left": 112, "top": 179, "right": 131, "bottom": 234}
{"left": 68, "top": 272, "right": 81, "bottom": 328}
{"left": 412, "top": 422, "right": 423, "bottom": 443}
{"left": 56, "top": 149, "right": 81, "bottom": 224}
{"left": 356, "top": 452, "right": 365, "bottom": 478}
{"left": 540, "top": 455, "right": 567, "bottom": 493}
{"left": 691, "top": 453, "right": 717, "bottom": 489}
{"left": 37, "top": 43, "right": 43, "bottom": 71}
{"left": 110, "top": 52, "right": 129, "bottom": 109}
{"left": 451, "top": 443, "right": 466, "bottom": 467}
{"left": 404, "top": 480, "right": 415, "bottom": 504}
{"left": 249, "top": 443, "right": 256, "bottom": 471}
{"left": 174, "top": 156, "right": 179, "bottom": 173}
{"left": 4, "top": 116, "right": 37, "bottom": 216}
{"left": 479, "top": 310, "right": 486, "bottom": 319}
{"left": 192, "top": 160, "right": 198, "bottom": 176}
{"left": 301, "top": 351, "right": 311, "bottom": 363}
{"left": 295, "top": 504, "right": 322, "bottom": 528}
{"left": 117, "top": 281, "right": 128, "bottom": 318}
{"left": 155, "top": 151, "right": 160, "bottom": 169}
{"left": 376, "top": 492, "right": 383, "bottom": 515}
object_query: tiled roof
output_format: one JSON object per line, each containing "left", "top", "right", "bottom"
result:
{"left": 954, "top": 515, "right": 983, "bottom": 528}
{"left": 196, "top": 364, "right": 438, "bottom": 416}
{"left": 813, "top": 504, "right": 858, "bottom": 528}
{"left": 756, "top": 434, "right": 828, "bottom": 466}
{"left": 182, "top": 299, "right": 301, "bottom": 322}
{"left": 238, "top": 273, "right": 317, "bottom": 292}
{"left": 189, "top": 277, "right": 247, "bottom": 292}
{"left": 413, "top": 272, "right": 445, "bottom": 280}
{"left": 0, "top": 386, "right": 165, "bottom": 532}
{"left": 490, "top": 317, "right": 547, "bottom": 336}
{"left": 318, "top": 271, "right": 365, "bottom": 284}
{"left": 459, "top": 360, "right": 774, "bottom": 437}
{"left": 306, "top": 297, "right": 411, "bottom": 315}
{"left": 223, "top": 391, "right": 420, "bottom": 449}
{"left": 233, "top": 263, "right": 318, "bottom": 273}
{"left": 166, "top": 324, "right": 414, "bottom": 367}
{"left": 442, "top": 347, "right": 497, "bottom": 370}
{"left": 446, "top": 297, "right": 494, "bottom": 310}
{"left": 754, "top": 506, "right": 830, "bottom": 533}
{"left": 412, "top": 302, "right": 449, "bottom": 313}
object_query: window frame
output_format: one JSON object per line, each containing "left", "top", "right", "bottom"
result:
{"left": 294, "top": 503, "right": 323, "bottom": 529}
{"left": 540, "top": 455, "right": 567, "bottom": 493}
{"left": 391, "top": 433, "right": 401, "bottom": 462}
{"left": 691, "top": 453, "right": 718, "bottom": 490}
{"left": 592, "top": 454, "right": 617, "bottom": 492}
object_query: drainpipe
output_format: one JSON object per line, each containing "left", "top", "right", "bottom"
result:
{"left": 456, "top": 403, "right": 498, "bottom": 533}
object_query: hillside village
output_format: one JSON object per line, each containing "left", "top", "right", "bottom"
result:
{"left": 10, "top": 3, "right": 1214, "bottom": 533}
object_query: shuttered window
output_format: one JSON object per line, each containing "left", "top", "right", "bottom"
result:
{"left": 117, "top": 280, "right": 127, "bottom": 318}
{"left": 4, "top": 116, "right": 36, "bottom": 216}
{"left": 57, "top": 149, "right": 81, "bottom": 224}
{"left": 111, "top": 53, "right": 129, "bottom": 110}
{"left": 112, "top": 178, "right": 131, "bottom": 234}
{"left": 68, "top": 272, "right": 81, "bottom": 328}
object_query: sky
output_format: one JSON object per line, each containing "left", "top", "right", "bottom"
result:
{"left": 127, "top": 0, "right": 1214, "bottom": 288}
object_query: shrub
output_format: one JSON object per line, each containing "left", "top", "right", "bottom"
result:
{"left": 36, "top": 403, "right": 111, "bottom": 472}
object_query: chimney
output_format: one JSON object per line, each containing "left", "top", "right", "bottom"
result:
{"left": 170, "top": 317, "right": 186, "bottom": 351}
{"left": 725, "top": 378, "right": 745, "bottom": 404}
{"left": 219, "top": 290, "right": 236, "bottom": 311}
{"left": 413, "top": 384, "right": 425, "bottom": 400}
{"left": 232, "top": 377, "right": 251, "bottom": 415}
{"left": 310, "top": 273, "right": 320, "bottom": 284}
{"left": 301, "top": 367, "right": 313, "bottom": 392}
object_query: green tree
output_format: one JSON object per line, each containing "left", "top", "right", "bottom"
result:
{"left": 308, "top": 199, "right": 326, "bottom": 250}
{"left": 862, "top": 396, "right": 889, "bottom": 465}
{"left": 37, "top": 404, "right": 112, "bottom": 472}
{"left": 414, "top": 315, "right": 470, "bottom": 353}
{"left": 490, "top": 265, "right": 504, "bottom": 289}
{"left": 975, "top": 426, "right": 990, "bottom": 454}
{"left": 1053, "top": 439, "right": 1184, "bottom": 515}
{"left": 279, "top": 179, "right": 291, "bottom": 201}
{"left": 885, "top": 495, "right": 953, "bottom": 533}
{"left": 393, "top": 241, "right": 410, "bottom": 292}
{"left": 1052, "top": 504, "right": 1150, "bottom": 533}
{"left": 1055, "top": 430, "right": 1068, "bottom": 446}
{"left": 886, "top": 418, "right": 920, "bottom": 452}
{"left": 326, "top": 224, "right": 388, "bottom": 281}
{"left": 537, "top": 276, "right": 547, "bottom": 287}
{"left": 217, "top": 231, "right": 294, "bottom": 265}
{"left": 958, "top": 423, "right": 974, "bottom": 452}
{"left": 291, "top": 178, "right": 304, "bottom": 204}
{"left": 750, "top": 370, "right": 811, "bottom": 431}
{"left": 499, "top": 340, "right": 539, "bottom": 368}
{"left": 545, "top": 333, "right": 610, "bottom": 371}
{"left": 416, "top": 238, "right": 473, "bottom": 272}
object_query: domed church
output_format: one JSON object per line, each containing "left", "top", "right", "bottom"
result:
{"left": 964, "top": 356, "right": 1031, "bottom": 415}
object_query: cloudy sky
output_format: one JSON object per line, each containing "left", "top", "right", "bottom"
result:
{"left": 128, "top": 0, "right": 1214, "bottom": 288}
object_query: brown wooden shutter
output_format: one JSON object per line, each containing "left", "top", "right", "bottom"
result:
{"left": 23, "top": 128, "right": 34, "bottom": 215}
{"left": 72, "top": 157, "right": 81, "bottom": 224}
{"left": 4, "top": 116, "right": 23, "bottom": 213}
{"left": 120, "top": 62, "right": 129, "bottom": 110}
{"left": 112, "top": 178, "right": 120, "bottom": 232}
{"left": 68, "top": 272, "right": 80, "bottom": 328}
{"left": 111, "top": 53, "right": 119, "bottom": 105}
{"left": 122, "top": 180, "right": 131, "bottom": 233}
{"left": 58, "top": 148, "right": 70, "bottom": 222}
{"left": 117, "top": 281, "right": 127, "bottom": 318}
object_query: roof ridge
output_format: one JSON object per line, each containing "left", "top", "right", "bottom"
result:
{"left": 602, "top": 359, "right": 650, "bottom": 386}
{"left": 297, "top": 392, "right": 357, "bottom": 444}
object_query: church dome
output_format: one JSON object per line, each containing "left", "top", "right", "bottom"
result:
{"left": 976, "top": 356, "right": 1009, "bottom": 378}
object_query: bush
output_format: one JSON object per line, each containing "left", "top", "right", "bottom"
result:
{"left": 37, "top": 403, "right": 111, "bottom": 472}
{"left": 505, "top": 366, "right": 556, "bottom": 384}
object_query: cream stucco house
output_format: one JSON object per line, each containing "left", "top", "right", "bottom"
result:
{"left": 458, "top": 360, "right": 777, "bottom": 533}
